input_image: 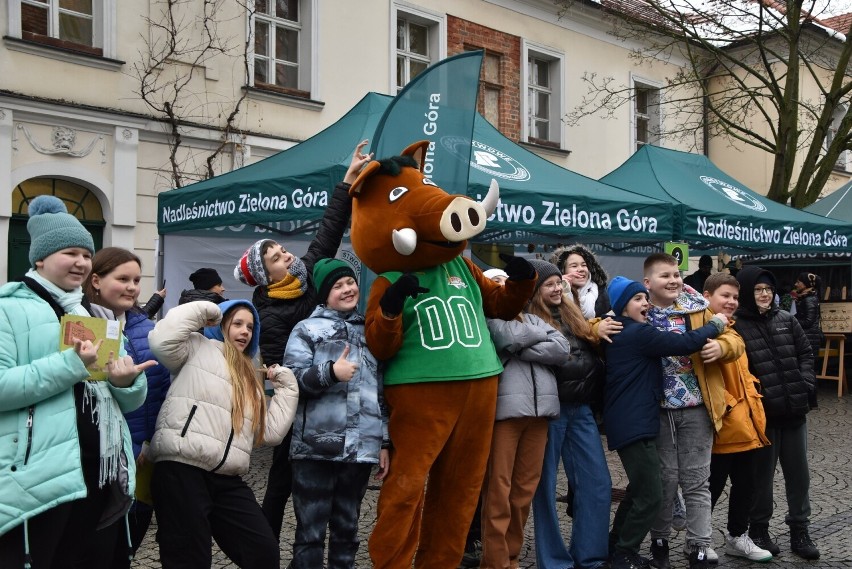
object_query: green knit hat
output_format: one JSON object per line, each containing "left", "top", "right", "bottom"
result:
{"left": 27, "top": 195, "right": 95, "bottom": 267}
{"left": 313, "top": 258, "right": 356, "bottom": 304}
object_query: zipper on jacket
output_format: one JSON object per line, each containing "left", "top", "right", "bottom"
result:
{"left": 180, "top": 405, "right": 198, "bottom": 437}
{"left": 210, "top": 429, "right": 235, "bottom": 472}
{"left": 531, "top": 366, "right": 539, "bottom": 416}
{"left": 23, "top": 406, "right": 34, "bottom": 465}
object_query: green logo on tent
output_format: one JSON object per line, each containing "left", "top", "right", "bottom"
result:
{"left": 700, "top": 176, "right": 767, "bottom": 212}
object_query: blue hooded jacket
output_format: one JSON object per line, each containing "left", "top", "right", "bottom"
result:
{"left": 203, "top": 299, "right": 261, "bottom": 358}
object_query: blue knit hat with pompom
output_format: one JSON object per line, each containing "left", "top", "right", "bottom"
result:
{"left": 27, "top": 195, "right": 95, "bottom": 267}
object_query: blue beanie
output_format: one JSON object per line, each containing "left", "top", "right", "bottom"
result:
{"left": 608, "top": 276, "right": 648, "bottom": 316}
{"left": 27, "top": 195, "right": 95, "bottom": 267}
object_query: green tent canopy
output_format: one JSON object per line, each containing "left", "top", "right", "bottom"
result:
{"left": 158, "top": 93, "right": 673, "bottom": 245}
{"left": 600, "top": 145, "right": 852, "bottom": 254}
{"left": 806, "top": 182, "right": 852, "bottom": 222}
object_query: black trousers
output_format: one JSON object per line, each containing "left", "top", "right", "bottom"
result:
{"left": 91, "top": 503, "right": 153, "bottom": 569}
{"left": 151, "top": 460, "right": 279, "bottom": 569}
{"left": 291, "top": 459, "right": 372, "bottom": 569}
{"left": 261, "top": 428, "right": 294, "bottom": 540}
{"left": 709, "top": 449, "right": 758, "bottom": 537}
{"left": 0, "top": 484, "right": 119, "bottom": 569}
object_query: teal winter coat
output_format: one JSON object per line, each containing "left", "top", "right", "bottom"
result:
{"left": 0, "top": 281, "right": 146, "bottom": 537}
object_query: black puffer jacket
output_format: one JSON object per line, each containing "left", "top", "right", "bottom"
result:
{"left": 254, "top": 182, "right": 352, "bottom": 366}
{"left": 794, "top": 290, "right": 822, "bottom": 360}
{"left": 733, "top": 266, "right": 814, "bottom": 427}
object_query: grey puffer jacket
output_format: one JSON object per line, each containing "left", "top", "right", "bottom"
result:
{"left": 734, "top": 266, "right": 814, "bottom": 427}
{"left": 487, "top": 314, "right": 567, "bottom": 421}
{"left": 284, "top": 305, "right": 388, "bottom": 463}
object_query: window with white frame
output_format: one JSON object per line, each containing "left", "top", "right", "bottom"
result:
{"left": 251, "top": 0, "right": 313, "bottom": 97}
{"left": 21, "top": 0, "right": 92, "bottom": 45}
{"left": 634, "top": 81, "right": 661, "bottom": 151}
{"left": 523, "top": 43, "right": 563, "bottom": 148}
{"left": 7, "top": 0, "right": 116, "bottom": 60}
{"left": 394, "top": 6, "right": 444, "bottom": 92}
{"left": 826, "top": 105, "right": 848, "bottom": 170}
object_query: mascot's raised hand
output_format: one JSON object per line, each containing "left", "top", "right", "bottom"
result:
{"left": 499, "top": 253, "right": 536, "bottom": 282}
{"left": 379, "top": 273, "right": 429, "bottom": 317}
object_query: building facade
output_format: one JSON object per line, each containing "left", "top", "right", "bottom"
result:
{"left": 6, "top": 0, "right": 835, "bottom": 293}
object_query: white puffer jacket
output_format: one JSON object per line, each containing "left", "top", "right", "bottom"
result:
{"left": 149, "top": 301, "right": 298, "bottom": 476}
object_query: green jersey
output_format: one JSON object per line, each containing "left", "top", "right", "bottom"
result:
{"left": 381, "top": 257, "right": 502, "bottom": 386}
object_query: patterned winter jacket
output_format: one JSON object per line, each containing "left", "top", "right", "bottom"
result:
{"left": 284, "top": 305, "right": 388, "bottom": 463}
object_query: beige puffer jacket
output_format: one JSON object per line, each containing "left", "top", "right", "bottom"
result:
{"left": 149, "top": 301, "right": 298, "bottom": 476}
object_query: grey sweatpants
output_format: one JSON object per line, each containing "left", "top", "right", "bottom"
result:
{"left": 650, "top": 406, "right": 714, "bottom": 549}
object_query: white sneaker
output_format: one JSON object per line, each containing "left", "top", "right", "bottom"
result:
{"left": 726, "top": 533, "right": 773, "bottom": 562}
{"left": 683, "top": 544, "right": 718, "bottom": 564}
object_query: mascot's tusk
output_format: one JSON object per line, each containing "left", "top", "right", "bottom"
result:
{"left": 392, "top": 228, "right": 418, "bottom": 256}
{"left": 480, "top": 179, "right": 500, "bottom": 217}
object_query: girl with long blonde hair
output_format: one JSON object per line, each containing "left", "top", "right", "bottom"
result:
{"left": 148, "top": 299, "right": 298, "bottom": 569}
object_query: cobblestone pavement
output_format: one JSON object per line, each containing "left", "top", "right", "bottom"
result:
{"left": 134, "top": 382, "right": 851, "bottom": 567}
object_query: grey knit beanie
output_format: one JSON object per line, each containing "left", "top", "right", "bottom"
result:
{"left": 27, "top": 195, "right": 95, "bottom": 267}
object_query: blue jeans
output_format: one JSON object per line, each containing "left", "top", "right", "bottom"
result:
{"left": 533, "top": 403, "right": 611, "bottom": 569}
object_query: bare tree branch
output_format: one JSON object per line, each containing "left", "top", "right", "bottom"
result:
{"left": 130, "top": 0, "right": 251, "bottom": 188}
{"left": 560, "top": 0, "right": 852, "bottom": 207}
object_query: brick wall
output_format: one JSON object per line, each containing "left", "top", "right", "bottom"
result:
{"left": 447, "top": 15, "right": 522, "bottom": 141}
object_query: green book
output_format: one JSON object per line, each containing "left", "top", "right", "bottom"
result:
{"left": 59, "top": 314, "right": 123, "bottom": 381}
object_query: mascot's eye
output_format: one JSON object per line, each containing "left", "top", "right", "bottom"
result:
{"left": 389, "top": 186, "right": 409, "bottom": 202}
{"left": 422, "top": 177, "right": 437, "bottom": 186}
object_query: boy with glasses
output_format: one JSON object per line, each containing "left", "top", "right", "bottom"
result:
{"left": 733, "top": 266, "right": 819, "bottom": 560}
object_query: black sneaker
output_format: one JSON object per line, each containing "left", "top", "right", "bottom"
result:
{"left": 612, "top": 549, "right": 649, "bottom": 569}
{"left": 458, "top": 539, "right": 481, "bottom": 568}
{"left": 687, "top": 547, "right": 709, "bottom": 569}
{"left": 649, "top": 538, "right": 670, "bottom": 569}
{"left": 748, "top": 525, "right": 781, "bottom": 556}
{"left": 790, "top": 525, "right": 820, "bottom": 560}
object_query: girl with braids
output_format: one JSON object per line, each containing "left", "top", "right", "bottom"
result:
{"left": 527, "top": 259, "right": 612, "bottom": 569}
{"left": 148, "top": 300, "right": 299, "bottom": 569}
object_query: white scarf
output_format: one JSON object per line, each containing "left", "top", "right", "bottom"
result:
{"left": 574, "top": 279, "right": 599, "bottom": 319}
{"left": 27, "top": 269, "right": 125, "bottom": 487}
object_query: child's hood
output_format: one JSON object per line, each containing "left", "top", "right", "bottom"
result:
{"left": 308, "top": 303, "right": 365, "bottom": 325}
{"left": 549, "top": 244, "right": 608, "bottom": 287}
{"left": 203, "top": 299, "right": 261, "bottom": 357}
{"left": 670, "top": 285, "right": 709, "bottom": 316}
{"left": 735, "top": 265, "right": 777, "bottom": 318}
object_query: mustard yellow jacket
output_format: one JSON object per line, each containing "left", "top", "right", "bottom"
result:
{"left": 686, "top": 310, "right": 745, "bottom": 433}
{"left": 712, "top": 353, "right": 770, "bottom": 453}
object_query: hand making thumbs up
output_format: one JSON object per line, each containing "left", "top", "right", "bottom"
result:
{"left": 332, "top": 344, "right": 358, "bottom": 382}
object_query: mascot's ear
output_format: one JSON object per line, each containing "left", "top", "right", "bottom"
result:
{"left": 349, "top": 161, "right": 382, "bottom": 196}
{"left": 401, "top": 140, "right": 431, "bottom": 172}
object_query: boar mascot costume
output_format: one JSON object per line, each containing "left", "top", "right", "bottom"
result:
{"left": 348, "top": 141, "right": 536, "bottom": 568}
